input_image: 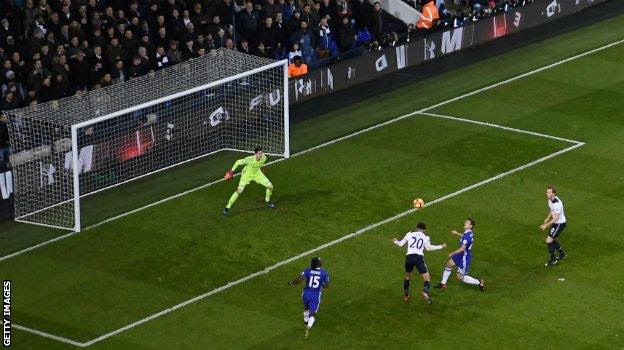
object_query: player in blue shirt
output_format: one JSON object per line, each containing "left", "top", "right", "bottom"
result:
{"left": 435, "top": 218, "right": 485, "bottom": 291}
{"left": 288, "top": 257, "right": 330, "bottom": 338}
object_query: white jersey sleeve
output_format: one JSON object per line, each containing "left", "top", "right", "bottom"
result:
{"left": 393, "top": 232, "right": 410, "bottom": 247}
{"left": 424, "top": 238, "right": 444, "bottom": 251}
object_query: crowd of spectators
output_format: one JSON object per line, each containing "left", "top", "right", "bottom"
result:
{"left": 0, "top": 0, "right": 538, "bottom": 111}
{"left": 0, "top": 0, "right": 412, "bottom": 112}
{"left": 0, "top": 0, "right": 538, "bottom": 169}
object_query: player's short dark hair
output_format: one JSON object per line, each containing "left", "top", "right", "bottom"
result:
{"left": 416, "top": 222, "right": 426, "bottom": 230}
{"left": 467, "top": 217, "right": 475, "bottom": 228}
{"left": 547, "top": 185, "right": 557, "bottom": 193}
{"left": 254, "top": 146, "right": 262, "bottom": 154}
{"left": 311, "top": 257, "right": 322, "bottom": 269}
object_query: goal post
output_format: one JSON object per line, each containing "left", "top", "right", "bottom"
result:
{"left": 6, "top": 49, "right": 290, "bottom": 232}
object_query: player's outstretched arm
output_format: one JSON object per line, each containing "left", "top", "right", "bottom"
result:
{"left": 425, "top": 242, "right": 447, "bottom": 251}
{"left": 450, "top": 230, "right": 462, "bottom": 237}
{"left": 393, "top": 233, "right": 409, "bottom": 246}
{"left": 230, "top": 158, "right": 249, "bottom": 172}
{"left": 225, "top": 158, "right": 250, "bottom": 180}
{"left": 392, "top": 237, "right": 407, "bottom": 246}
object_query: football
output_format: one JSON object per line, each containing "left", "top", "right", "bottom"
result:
{"left": 413, "top": 198, "right": 425, "bottom": 209}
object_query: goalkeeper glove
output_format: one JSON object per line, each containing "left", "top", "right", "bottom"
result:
{"left": 224, "top": 170, "right": 234, "bottom": 180}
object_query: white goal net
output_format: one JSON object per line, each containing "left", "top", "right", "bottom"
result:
{"left": 5, "top": 49, "right": 289, "bottom": 231}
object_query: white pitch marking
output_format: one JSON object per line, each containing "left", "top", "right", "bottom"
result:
{"left": 9, "top": 36, "right": 622, "bottom": 347}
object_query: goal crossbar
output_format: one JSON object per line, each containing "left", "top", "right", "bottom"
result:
{"left": 7, "top": 52, "right": 290, "bottom": 232}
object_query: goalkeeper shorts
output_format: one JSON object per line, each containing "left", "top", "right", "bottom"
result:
{"left": 238, "top": 173, "right": 272, "bottom": 188}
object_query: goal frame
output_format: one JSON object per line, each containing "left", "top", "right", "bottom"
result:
{"left": 15, "top": 59, "right": 290, "bottom": 232}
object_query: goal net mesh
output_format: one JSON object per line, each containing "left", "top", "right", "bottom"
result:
{"left": 6, "top": 49, "right": 287, "bottom": 231}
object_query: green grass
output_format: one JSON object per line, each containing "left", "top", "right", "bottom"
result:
{"left": 3, "top": 12, "right": 624, "bottom": 350}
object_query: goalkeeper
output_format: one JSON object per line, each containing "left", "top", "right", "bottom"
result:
{"left": 222, "top": 147, "right": 275, "bottom": 216}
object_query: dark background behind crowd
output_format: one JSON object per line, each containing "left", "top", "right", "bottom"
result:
{"left": 0, "top": 0, "right": 533, "bottom": 171}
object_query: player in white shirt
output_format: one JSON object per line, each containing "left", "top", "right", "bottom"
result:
{"left": 393, "top": 222, "right": 446, "bottom": 304}
{"left": 540, "top": 186, "right": 567, "bottom": 267}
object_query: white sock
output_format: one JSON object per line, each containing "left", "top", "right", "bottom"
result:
{"left": 441, "top": 267, "right": 452, "bottom": 284}
{"left": 461, "top": 275, "right": 480, "bottom": 285}
{"left": 307, "top": 316, "right": 315, "bottom": 329}
{"left": 303, "top": 311, "right": 309, "bottom": 322}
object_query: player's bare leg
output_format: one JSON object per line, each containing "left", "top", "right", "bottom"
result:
{"left": 420, "top": 272, "right": 432, "bottom": 304}
{"left": 403, "top": 272, "right": 411, "bottom": 302}
{"left": 435, "top": 259, "right": 455, "bottom": 289}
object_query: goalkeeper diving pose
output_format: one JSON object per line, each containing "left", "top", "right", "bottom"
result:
{"left": 222, "top": 147, "right": 275, "bottom": 216}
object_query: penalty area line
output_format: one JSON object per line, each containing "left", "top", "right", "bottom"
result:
{"left": 78, "top": 140, "right": 584, "bottom": 347}
{"left": 13, "top": 324, "right": 87, "bottom": 348}
{"left": 9, "top": 110, "right": 587, "bottom": 347}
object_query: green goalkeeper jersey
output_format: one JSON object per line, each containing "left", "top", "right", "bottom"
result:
{"left": 231, "top": 155, "right": 267, "bottom": 177}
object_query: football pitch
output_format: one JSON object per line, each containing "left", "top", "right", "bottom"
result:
{"left": 2, "top": 14, "right": 624, "bottom": 349}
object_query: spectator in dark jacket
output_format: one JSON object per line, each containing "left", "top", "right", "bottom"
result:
{"left": 169, "top": 9, "right": 187, "bottom": 42}
{"left": 51, "top": 54, "right": 70, "bottom": 83}
{"left": 36, "top": 75, "right": 53, "bottom": 103}
{"left": 110, "top": 59, "right": 126, "bottom": 83}
{"left": 274, "top": 12, "right": 287, "bottom": 52}
{"left": 182, "top": 39, "right": 195, "bottom": 60}
{"left": 238, "top": 2, "right": 258, "bottom": 45}
{"left": 155, "top": 46, "right": 171, "bottom": 70}
{"left": 255, "top": 42, "right": 271, "bottom": 58}
{"left": 89, "top": 45, "right": 105, "bottom": 68}
{"left": 106, "top": 37, "right": 126, "bottom": 65}
{"left": 68, "top": 52, "right": 90, "bottom": 92}
{"left": 99, "top": 72, "right": 114, "bottom": 88}
{"left": 338, "top": 16, "right": 355, "bottom": 52}
{"left": 121, "top": 29, "right": 140, "bottom": 56}
{"left": 167, "top": 40, "right": 183, "bottom": 64}
{"left": 258, "top": 17, "right": 278, "bottom": 57}
{"left": 287, "top": 10, "right": 302, "bottom": 38}
{"left": 138, "top": 47, "right": 152, "bottom": 72}
{"left": 26, "top": 59, "right": 51, "bottom": 90}
{"left": 369, "top": 1, "right": 384, "bottom": 42}
{"left": 89, "top": 62, "right": 105, "bottom": 88}
{"left": 239, "top": 39, "right": 252, "bottom": 55}
{"left": 207, "top": 16, "right": 224, "bottom": 37}
{"left": 154, "top": 27, "right": 171, "bottom": 51}
{"left": 262, "top": 0, "right": 282, "bottom": 21}
{"left": 52, "top": 73, "right": 70, "bottom": 99}
{"left": 214, "top": 28, "right": 228, "bottom": 49}
{"left": 128, "top": 56, "right": 146, "bottom": 79}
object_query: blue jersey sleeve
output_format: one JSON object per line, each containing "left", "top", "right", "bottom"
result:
{"left": 322, "top": 270, "right": 330, "bottom": 286}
